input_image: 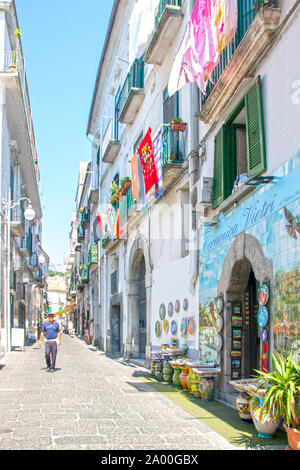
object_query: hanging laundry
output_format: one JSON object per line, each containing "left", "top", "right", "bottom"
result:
{"left": 113, "top": 209, "right": 120, "bottom": 241}
{"left": 138, "top": 128, "right": 159, "bottom": 195}
{"left": 128, "top": 0, "right": 160, "bottom": 68}
{"left": 168, "top": 0, "right": 238, "bottom": 95}
{"left": 153, "top": 129, "right": 163, "bottom": 200}
{"left": 130, "top": 152, "right": 139, "bottom": 202}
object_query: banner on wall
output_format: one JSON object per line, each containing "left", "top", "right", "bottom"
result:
{"left": 130, "top": 152, "right": 139, "bottom": 202}
{"left": 201, "top": 162, "right": 300, "bottom": 256}
{"left": 138, "top": 127, "right": 159, "bottom": 195}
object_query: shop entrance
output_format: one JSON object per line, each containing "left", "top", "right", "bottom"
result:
{"left": 111, "top": 305, "right": 121, "bottom": 354}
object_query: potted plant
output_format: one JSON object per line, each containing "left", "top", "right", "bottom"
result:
{"left": 170, "top": 117, "right": 187, "bottom": 132}
{"left": 254, "top": 351, "right": 300, "bottom": 449}
{"left": 120, "top": 177, "right": 131, "bottom": 195}
{"left": 9, "top": 51, "right": 17, "bottom": 71}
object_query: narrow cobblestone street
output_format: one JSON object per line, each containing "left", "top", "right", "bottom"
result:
{"left": 0, "top": 334, "right": 236, "bottom": 451}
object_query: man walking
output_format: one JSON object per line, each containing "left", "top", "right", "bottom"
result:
{"left": 39, "top": 313, "right": 61, "bottom": 372}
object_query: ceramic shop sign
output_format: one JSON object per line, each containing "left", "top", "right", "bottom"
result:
{"left": 200, "top": 159, "right": 300, "bottom": 256}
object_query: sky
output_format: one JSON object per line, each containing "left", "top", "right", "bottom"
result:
{"left": 14, "top": 0, "right": 115, "bottom": 268}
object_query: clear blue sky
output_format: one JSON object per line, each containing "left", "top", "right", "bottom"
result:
{"left": 14, "top": 0, "right": 115, "bottom": 267}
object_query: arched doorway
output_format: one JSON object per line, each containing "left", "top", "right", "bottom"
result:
{"left": 126, "top": 235, "right": 152, "bottom": 364}
{"left": 217, "top": 232, "right": 273, "bottom": 401}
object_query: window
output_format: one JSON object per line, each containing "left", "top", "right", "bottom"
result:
{"left": 212, "top": 77, "right": 266, "bottom": 209}
{"left": 114, "top": 86, "right": 121, "bottom": 140}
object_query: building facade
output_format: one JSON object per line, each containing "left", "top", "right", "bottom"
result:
{"left": 0, "top": 0, "right": 48, "bottom": 357}
{"left": 67, "top": 0, "right": 299, "bottom": 404}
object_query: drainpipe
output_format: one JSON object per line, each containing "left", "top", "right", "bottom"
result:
{"left": 187, "top": 0, "right": 200, "bottom": 296}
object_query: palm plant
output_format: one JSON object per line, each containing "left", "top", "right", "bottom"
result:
{"left": 254, "top": 352, "right": 300, "bottom": 429}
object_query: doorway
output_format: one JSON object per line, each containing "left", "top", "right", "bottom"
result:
{"left": 138, "top": 256, "right": 146, "bottom": 359}
{"left": 111, "top": 305, "right": 121, "bottom": 354}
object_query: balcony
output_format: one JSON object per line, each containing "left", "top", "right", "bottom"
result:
{"left": 1, "top": 51, "right": 41, "bottom": 191}
{"left": 118, "top": 59, "right": 144, "bottom": 125}
{"left": 198, "top": 0, "right": 281, "bottom": 124}
{"left": 80, "top": 265, "right": 89, "bottom": 284}
{"left": 102, "top": 119, "right": 121, "bottom": 164}
{"left": 144, "top": 1, "right": 184, "bottom": 65}
{"left": 29, "top": 252, "right": 39, "bottom": 272}
{"left": 88, "top": 187, "right": 99, "bottom": 205}
{"left": 10, "top": 205, "right": 25, "bottom": 238}
{"left": 161, "top": 126, "right": 186, "bottom": 191}
{"left": 88, "top": 243, "right": 98, "bottom": 272}
{"left": 81, "top": 206, "right": 90, "bottom": 229}
{"left": 77, "top": 225, "right": 85, "bottom": 243}
{"left": 19, "top": 236, "right": 31, "bottom": 258}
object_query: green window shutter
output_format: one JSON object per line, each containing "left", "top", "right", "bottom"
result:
{"left": 212, "top": 126, "right": 226, "bottom": 209}
{"left": 245, "top": 76, "right": 266, "bottom": 178}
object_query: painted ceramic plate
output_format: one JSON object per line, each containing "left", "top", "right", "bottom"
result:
{"left": 155, "top": 321, "right": 162, "bottom": 338}
{"left": 187, "top": 317, "right": 195, "bottom": 335}
{"left": 159, "top": 303, "right": 166, "bottom": 320}
{"left": 257, "top": 306, "right": 269, "bottom": 327}
{"left": 180, "top": 318, "right": 187, "bottom": 336}
{"left": 171, "top": 320, "right": 178, "bottom": 335}
{"left": 215, "top": 315, "right": 223, "bottom": 333}
{"left": 163, "top": 319, "right": 169, "bottom": 334}
{"left": 175, "top": 300, "right": 180, "bottom": 313}
{"left": 258, "top": 284, "right": 269, "bottom": 306}
{"left": 214, "top": 334, "right": 223, "bottom": 352}
{"left": 183, "top": 298, "right": 188, "bottom": 311}
{"left": 261, "top": 328, "right": 268, "bottom": 343}
{"left": 168, "top": 302, "right": 174, "bottom": 317}
{"left": 214, "top": 297, "right": 224, "bottom": 314}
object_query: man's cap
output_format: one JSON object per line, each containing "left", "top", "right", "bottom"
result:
{"left": 48, "top": 313, "right": 54, "bottom": 316}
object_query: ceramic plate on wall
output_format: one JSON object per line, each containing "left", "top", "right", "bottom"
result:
{"left": 187, "top": 317, "right": 195, "bottom": 335}
{"left": 163, "top": 319, "right": 169, "bottom": 334}
{"left": 168, "top": 302, "right": 174, "bottom": 317}
{"left": 214, "top": 334, "right": 223, "bottom": 352}
{"left": 183, "top": 298, "right": 188, "bottom": 311}
{"left": 159, "top": 303, "right": 166, "bottom": 320}
{"left": 175, "top": 300, "right": 180, "bottom": 313}
{"left": 215, "top": 315, "right": 223, "bottom": 333}
{"left": 214, "top": 297, "right": 224, "bottom": 314}
{"left": 171, "top": 320, "right": 178, "bottom": 335}
{"left": 180, "top": 318, "right": 187, "bottom": 336}
{"left": 257, "top": 306, "right": 269, "bottom": 327}
{"left": 155, "top": 321, "right": 162, "bottom": 338}
{"left": 258, "top": 284, "right": 269, "bottom": 306}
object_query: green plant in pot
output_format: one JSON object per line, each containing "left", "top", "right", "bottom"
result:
{"left": 254, "top": 351, "right": 300, "bottom": 449}
{"left": 120, "top": 177, "right": 131, "bottom": 195}
{"left": 170, "top": 117, "right": 187, "bottom": 132}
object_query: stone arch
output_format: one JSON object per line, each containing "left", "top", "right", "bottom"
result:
{"left": 126, "top": 235, "right": 153, "bottom": 364}
{"left": 217, "top": 232, "right": 273, "bottom": 403}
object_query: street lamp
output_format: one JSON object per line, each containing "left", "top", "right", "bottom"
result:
{"left": 1, "top": 197, "right": 36, "bottom": 352}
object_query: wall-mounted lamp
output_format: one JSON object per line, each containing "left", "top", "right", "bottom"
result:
{"left": 246, "top": 176, "right": 280, "bottom": 186}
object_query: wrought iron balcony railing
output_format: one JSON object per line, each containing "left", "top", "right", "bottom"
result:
{"left": 155, "top": 0, "right": 182, "bottom": 28}
{"left": 117, "top": 58, "right": 144, "bottom": 123}
{"left": 161, "top": 126, "right": 184, "bottom": 166}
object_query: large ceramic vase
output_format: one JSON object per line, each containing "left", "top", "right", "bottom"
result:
{"left": 180, "top": 367, "right": 189, "bottom": 392}
{"left": 236, "top": 392, "right": 253, "bottom": 424}
{"left": 191, "top": 372, "right": 201, "bottom": 398}
{"left": 250, "top": 397, "right": 280, "bottom": 438}
{"left": 163, "top": 361, "right": 174, "bottom": 383}
{"left": 154, "top": 361, "right": 163, "bottom": 381}
{"left": 199, "top": 377, "right": 214, "bottom": 401}
{"left": 172, "top": 366, "right": 182, "bottom": 387}
{"left": 186, "top": 367, "right": 193, "bottom": 393}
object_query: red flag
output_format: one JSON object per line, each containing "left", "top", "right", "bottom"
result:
{"left": 97, "top": 211, "right": 102, "bottom": 231}
{"left": 138, "top": 128, "right": 158, "bottom": 194}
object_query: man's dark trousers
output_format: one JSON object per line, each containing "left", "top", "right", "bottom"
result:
{"left": 45, "top": 340, "right": 57, "bottom": 368}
